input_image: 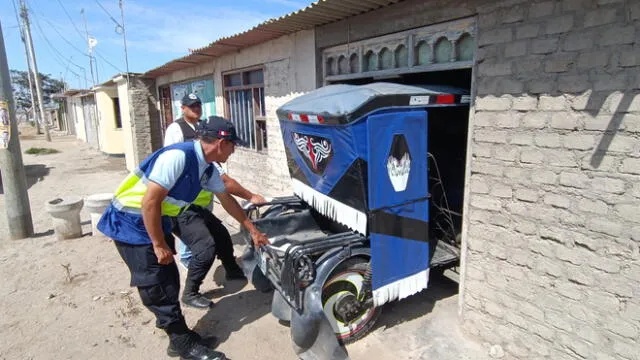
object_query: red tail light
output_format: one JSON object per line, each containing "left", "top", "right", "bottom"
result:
{"left": 436, "top": 94, "right": 455, "bottom": 104}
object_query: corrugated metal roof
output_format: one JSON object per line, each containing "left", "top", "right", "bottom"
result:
{"left": 144, "top": 0, "right": 403, "bottom": 78}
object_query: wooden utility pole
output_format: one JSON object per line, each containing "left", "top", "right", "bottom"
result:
{"left": 20, "top": 0, "right": 51, "bottom": 142}
{"left": 0, "top": 19, "right": 34, "bottom": 239}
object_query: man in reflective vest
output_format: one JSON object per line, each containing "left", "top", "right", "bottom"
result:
{"left": 97, "top": 116, "right": 268, "bottom": 360}
{"left": 164, "top": 94, "right": 264, "bottom": 310}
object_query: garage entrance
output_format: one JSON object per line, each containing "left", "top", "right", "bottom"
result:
{"left": 321, "top": 18, "right": 476, "bottom": 278}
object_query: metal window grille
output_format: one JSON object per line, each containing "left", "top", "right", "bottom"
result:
{"left": 223, "top": 68, "right": 266, "bottom": 151}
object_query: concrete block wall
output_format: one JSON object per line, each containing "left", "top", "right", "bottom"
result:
{"left": 128, "top": 76, "right": 163, "bottom": 164}
{"left": 464, "top": 0, "right": 640, "bottom": 358}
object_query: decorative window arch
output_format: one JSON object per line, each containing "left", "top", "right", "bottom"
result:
{"left": 434, "top": 37, "right": 452, "bottom": 63}
{"left": 395, "top": 45, "right": 408, "bottom": 68}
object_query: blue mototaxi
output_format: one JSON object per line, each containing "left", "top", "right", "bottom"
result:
{"left": 239, "top": 83, "right": 470, "bottom": 360}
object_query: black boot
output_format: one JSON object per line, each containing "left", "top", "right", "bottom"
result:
{"left": 223, "top": 260, "right": 247, "bottom": 281}
{"left": 182, "top": 279, "right": 213, "bottom": 309}
{"left": 169, "top": 332, "right": 226, "bottom": 360}
{"left": 167, "top": 333, "right": 218, "bottom": 357}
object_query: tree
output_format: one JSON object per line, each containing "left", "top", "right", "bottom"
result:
{"left": 10, "top": 69, "right": 66, "bottom": 112}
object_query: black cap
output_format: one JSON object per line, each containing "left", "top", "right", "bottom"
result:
{"left": 197, "top": 116, "right": 247, "bottom": 146}
{"left": 181, "top": 93, "right": 202, "bottom": 106}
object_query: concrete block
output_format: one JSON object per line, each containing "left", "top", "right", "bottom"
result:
{"left": 550, "top": 112, "right": 579, "bottom": 129}
{"left": 522, "top": 112, "right": 549, "bottom": 128}
{"left": 511, "top": 133, "right": 533, "bottom": 145}
{"left": 494, "top": 145, "right": 520, "bottom": 162}
{"left": 578, "top": 198, "right": 609, "bottom": 214}
{"left": 473, "top": 162, "right": 505, "bottom": 177}
{"left": 619, "top": 50, "right": 640, "bottom": 68}
{"left": 606, "top": 135, "right": 636, "bottom": 153}
{"left": 512, "top": 95, "right": 538, "bottom": 110}
{"left": 490, "top": 183, "right": 514, "bottom": 198}
{"left": 473, "top": 143, "right": 493, "bottom": 158}
{"left": 592, "top": 177, "right": 626, "bottom": 194}
{"left": 615, "top": 204, "right": 640, "bottom": 223}
{"left": 545, "top": 15, "right": 574, "bottom": 35}
{"left": 495, "top": 113, "right": 521, "bottom": 128}
{"left": 562, "top": 0, "right": 592, "bottom": 12}
{"left": 500, "top": 5, "right": 526, "bottom": 24}
{"left": 545, "top": 54, "right": 575, "bottom": 73}
{"left": 515, "top": 188, "right": 539, "bottom": 202}
{"left": 531, "top": 38, "right": 559, "bottom": 54}
{"left": 558, "top": 75, "right": 590, "bottom": 93}
{"left": 588, "top": 218, "right": 623, "bottom": 237}
{"left": 471, "top": 195, "right": 503, "bottom": 211}
{"left": 520, "top": 149, "right": 545, "bottom": 164}
{"left": 532, "top": 170, "right": 558, "bottom": 185}
{"left": 559, "top": 172, "right": 589, "bottom": 188}
{"left": 583, "top": 8, "right": 618, "bottom": 28}
{"left": 590, "top": 255, "right": 621, "bottom": 273}
{"left": 505, "top": 40, "right": 528, "bottom": 58}
{"left": 473, "top": 112, "right": 495, "bottom": 127}
{"left": 584, "top": 114, "right": 621, "bottom": 131}
{"left": 563, "top": 134, "right": 595, "bottom": 150}
{"left": 476, "top": 95, "right": 513, "bottom": 111}
{"left": 632, "top": 2, "right": 640, "bottom": 21}
{"left": 563, "top": 32, "right": 594, "bottom": 51}
{"left": 516, "top": 24, "right": 540, "bottom": 39}
{"left": 543, "top": 193, "right": 571, "bottom": 208}
{"left": 534, "top": 133, "right": 561, "bottom": 148}
{"left": 479, "top": 28, "right": 514, "bottom": 45}
{"left": 529, "top": 1, "right": 556, "bottom": 18}
{"left": 599, "top": 26, "right": 635, "bottom": 46}
{"left": 479, "top": 62, "right": 513, "bottom": 76}
{"left": 613, "top": 338, "right": 640, "bottom": 359}
{"left": 528, "top": 78, "right": 556, "bottom": 94}
{"left": 623, "top": 114, "right": 640, "bottom": 133}
{"left": 475, "top": 129, "right": 509, "bottom": 143}
{"left": 577, "top": 51, "right": 609, "bottom": 69}
{"left": 470, "top": 177, "right": 490, "bottom": 194}
{"left": 539, "top": 95, "right": 568, "bottom": 111}
{"left": 594, "top": 74, "right": 628, "bottom": 92}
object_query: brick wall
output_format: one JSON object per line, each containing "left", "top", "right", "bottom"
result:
{"left": 464, "top": 0, "right": 640, "bottom": 358}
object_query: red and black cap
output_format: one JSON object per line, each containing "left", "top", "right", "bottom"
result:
{"left": 196, "top": 116, "right": 247, "bottom": 146}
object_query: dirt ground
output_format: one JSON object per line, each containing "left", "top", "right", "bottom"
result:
{"left": 0, "top": 126, "right": 488, "bottom": 360}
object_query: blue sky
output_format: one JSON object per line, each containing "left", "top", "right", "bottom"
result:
{"left": 1, "top": 0, "right": 310, "bottom": 89}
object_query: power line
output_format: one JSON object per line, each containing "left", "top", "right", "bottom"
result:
{"left": 54, "top": 0, "right": 86, "bottom": 42}
{"left": 93, "top": 49, "right": 123, "bottom": 73}
{"left": 94, "top": 0, "right": 123, "bottom": 32}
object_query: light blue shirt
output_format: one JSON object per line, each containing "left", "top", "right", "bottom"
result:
{"left": 148, "top": 141, "right": 225, "bottom": 193}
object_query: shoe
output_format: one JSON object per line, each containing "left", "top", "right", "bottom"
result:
{"left": 182, "top": 279, "right": 214, "bottom": 309}
{"left": 224, "top": 263, "right": 247, "bottom": 280}
{"left": 167, "top": 335, "right": 218, "bottom": 357}
{"left": 182, "top": 293, "right": 214, "bottom": 309}
{"left": 170, "top": 334, "right": 226, "bottom": 360}
{"left": 180, "top": 343, "right": 226, "bottom": 360}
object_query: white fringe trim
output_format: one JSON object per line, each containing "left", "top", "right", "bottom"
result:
{"left": 372, "top": 269, "right": 430, "bottom": 307}
{"left": 291, "top": 179, "right": 367, "bottom": 234}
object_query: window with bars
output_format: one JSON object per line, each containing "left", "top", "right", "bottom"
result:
{"left": 223, "top": 68, "right": 266, "bottom": 151}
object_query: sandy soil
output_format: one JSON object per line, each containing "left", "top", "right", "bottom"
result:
{"left": 0, "top": 126, "right": 487, "bottom": 360}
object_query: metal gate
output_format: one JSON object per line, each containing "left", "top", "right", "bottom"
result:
{"left": 81, "top": 94, "right": 99, "bottom": 148}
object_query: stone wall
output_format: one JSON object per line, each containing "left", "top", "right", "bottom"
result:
{"left": 128, "top": 76, "right": 162, "bottom": 164}
{"left": 465, "top": 0, "right": 640, "bottom": 358}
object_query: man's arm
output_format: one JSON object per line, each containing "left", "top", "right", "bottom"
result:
{"left": 142, "top": 182, "right": 174, "bottom": 264}
{"left": 216, "top": 191, "right": 269, "bottom": 247}
{"left": 221, "top": 174, "right": 266, "bottom": 204}
{"left": 163, "top": 122, "right": 184, "bottom": 146}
